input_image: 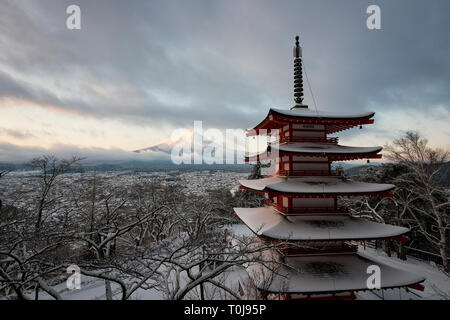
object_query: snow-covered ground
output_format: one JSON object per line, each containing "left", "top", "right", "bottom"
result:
{"left": 357, "top": 246, "right": 450, "bottom": 300}
{"left": 38, "top": 266, "right": 250, "bottom": 300}
{"left": 37, "top": 224, "right": 449, "bottom": 300}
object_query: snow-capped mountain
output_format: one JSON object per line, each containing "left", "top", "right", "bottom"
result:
{"left": 134, "top": 131, "right": 209, "bottom": 154}
{"left": 133, "top": 130, "right": 248, "bottom": 163}
{"left": 133, "top": 130, "right": 217, "bottom": 156}
{"left": 133, "top": 140, "right": 180, "bottom": 155}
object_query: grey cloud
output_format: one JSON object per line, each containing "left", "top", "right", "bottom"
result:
{"left": 0, "top": 142, "right": 170, "bottom": 163}
{"left": 0, "top": 128, "right": 35, "bottom": 140}
{"left": 0, "top": 0, "right": 449, "bottom": 133}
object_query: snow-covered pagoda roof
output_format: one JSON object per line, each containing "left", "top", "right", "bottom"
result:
{"left": 272, "top": 108, "right": 375, "bottom": 119}
{"left": 234, "top": 207, "right": 408, "bottom": 241}
{"left": 274, "top": 142, "right": 382, "bottom": 154}
{"left": 248, "top": 108, "right": 375, "bottom": 135}
{"left": 248, "top": 252, "right": 425, "bottom": 294}
{"left": 245, "top": 142, "right": 382, "bottom": 162}
{"left": 239, "top": 176, "right": 395, "bottom": 196}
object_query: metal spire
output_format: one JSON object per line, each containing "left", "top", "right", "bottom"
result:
{"left": 292, "top": 35, "right": 307, "bottom": 109}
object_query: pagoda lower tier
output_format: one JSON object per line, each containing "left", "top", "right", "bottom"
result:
{"left": 244, "top": 248, "right": 426, "bottom": 300}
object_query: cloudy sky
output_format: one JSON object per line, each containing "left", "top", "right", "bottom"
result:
{"left": 0, "top": 0, "right": 449, "bottom": 162}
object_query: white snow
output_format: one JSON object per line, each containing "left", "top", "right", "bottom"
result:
{"left": 37, "top": 275, "right": 161, "bottom": 300}
{"left": 239, "top": 176, "right": 285, "bottom": 191}
{"left": 239, "top": 176, "right": 395, "bottom": 194}
{"left": 234, "top": 207, "right": 409, "bottom": 240}
{"left": 357, "top": 246, "right": 450, "bottom": 300}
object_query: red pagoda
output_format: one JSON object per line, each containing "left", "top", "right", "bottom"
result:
{"left": 234, "top": 36, "right": 425, "bottom": 300}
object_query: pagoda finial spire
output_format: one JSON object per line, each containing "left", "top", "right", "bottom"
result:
{"left": 292, "top": 35, "right": 307, "bottom": 109}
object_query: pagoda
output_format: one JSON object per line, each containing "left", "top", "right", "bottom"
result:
{"left": 234, "top": 36, "right": 425, "bottom": 300}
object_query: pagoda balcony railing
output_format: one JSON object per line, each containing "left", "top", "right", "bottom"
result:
{"left": 266, "top": 200, "right": 349, "bottom": 214}
{"left": 283, "top": 169, "right": 342, "bottom": 177}
{"left": 281, "top": 245, "right": 358, "bottom": 256}
{"left": 276, "top": 136, "right": 339, "bottom": 144}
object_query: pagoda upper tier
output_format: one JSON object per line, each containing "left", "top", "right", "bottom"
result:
{"left": 245, "top": 142, "right": 382, "bottom": 162}
{"left": 248, "top": 108, "right": 375, "bottom": 136}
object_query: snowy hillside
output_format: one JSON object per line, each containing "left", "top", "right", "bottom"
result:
{"left": 35, "top": 224, "right": 450, "bottom": 300}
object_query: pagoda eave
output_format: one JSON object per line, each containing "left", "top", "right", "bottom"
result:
{"left": 234, "top": 207, "right": 409, "bottom": 242}
{"left": 245, "top": 152, "right": 382, "bottom": 162}
{"left": 248, "top": 110, "right": 375, "bottom": 136}
{"left": 257, "top": 234, "right": 409, "bottom": 243}
{"left": 247, "top": 252, "right": 426, "bottom": 295}
{"left": 239, "top": 177, "right": 395, "bottom": 197}
{"left": 239, "top": 185, "right": 394, "bottom": 198}
{"left": 258, "top": 281, "right": 426, "bottom": 296}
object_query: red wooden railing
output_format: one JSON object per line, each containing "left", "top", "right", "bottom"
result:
{"left": 278, "top": 136, "right": 339, "bottom": 144}
{"left": 281, "top": 169, "right": 342, "bottom": 177}
{"left": 265, "top": 200, "right": 349, "bottom": 214}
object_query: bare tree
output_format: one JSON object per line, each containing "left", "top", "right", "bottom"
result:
{"left": 0, "top": 156, "right": 86, "bottom": 299}
{"left": 26, "top": 155, "right": 83, "bottom": 233}
{"left": 384, "top": 131, "right": 449, "bottom": 271}
{"left": 0, "top": 169, "right": 10, "bottom": 212}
